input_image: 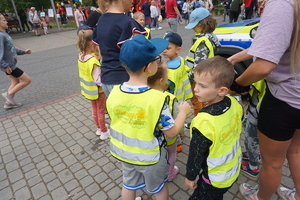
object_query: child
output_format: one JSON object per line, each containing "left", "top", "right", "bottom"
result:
{"left": 147, "top": 62, "right": 181, "bottom": 182}
{"left": 106, "top": 35, "right": 191, "bottom": 199}
{"left": 40, "top": 17, "right": 48, "bottom": 35}
{"left": 185, "top": 56, "right": 243, "bottom": 200}
{"left": 77, "top": 30, "right": 109, "bottom": 140}
{"left": 0, "top": 14, "right": 32, "bottom": 109}
{"left": 133, "top": 11, "right": 152, "bottom": 39}
{"left": 163, "top": 31, "right": 193, "bottom": 152}
{"left": 92, "top": 0, "right": 147, "bottom": 97}
{"left": 150, "top": 0, "right": 162, "bottom": 30}
{"left": 163, "top": 31, "right": 193, "bottom": 103}
{"left": 185, "top": 7, "right": 221, "bottom": 119}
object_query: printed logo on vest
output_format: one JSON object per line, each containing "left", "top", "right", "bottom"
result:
{"left": 113, "top": 105, "right": 146, "bottom": 128}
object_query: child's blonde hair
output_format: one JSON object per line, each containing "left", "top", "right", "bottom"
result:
{"left": 147, "top": 62, "right": 168, "bottom": 87}
{"left": 133, "top": 11, "right": 144, "bottom": 20}
{"left": 196, "top": 15, "right": 217, "bottom": 33}
{"left": 194, "top": 56, "right": 235, "bottom": 88}
{"left": 77, "top": 29, "right": 93, "bottom": 56}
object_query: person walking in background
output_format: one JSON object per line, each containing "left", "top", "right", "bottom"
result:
{"left": 166, "top": 0, "right": 182, "bottom": 32}
{"left": 18, "top": 9, "right": 30, "bottom": 33}
{"left": 74, "top": 4, "right": 86, "bottom": 28}
{"left": 77, "top": 30, "right": 109, "bottom": 140}
{"left": 93, "top": 0, "right": 147, "bottom": 97}
{"left": 150, "top": 0, "right": 162, "bottom": 30}
{"left": 141, "top": 0, "right": 151, "bottom": 28}
{"left": 244, "top": 0, "right": 254, "bottom": 19}
{"left": 203, "top": 0, "right": 213, "bottom": 12}
{"left": 182, "top": 0, "right": 190, "bottom": 25}
{"left": 227, "top": 0, "right": 300, "bottom": 199}
{"left": 40, "top": 17, "right": 48, "bottom": 35}
{"left": 160, "top": 0, "right": 166, "bottom": 20}
{"left": 28, "top": 7, "right": 41, "bottom": 36}
{"left": 58, "top": 3, "right": 67, "bottom": 25}
{"left": 229, "top": 0, "right": 243, "bottom": 23}
{"left": 0, "top": 14, "right": 32, "bottom": 109}
{"left": 222, "top": 0, "right": 231, "bottom": 22}
{"left": 185, "top": 56, "right": 243, "bottom": 200}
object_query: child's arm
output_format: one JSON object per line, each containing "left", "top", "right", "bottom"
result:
{"left": 185, "top": 128, "right": 212, "bottom": 190}
{"left": 92, "top": 64, "right": 102, "bottom": 86}
{"left": 163, "top": 101, "right": 191, "bottom": 138}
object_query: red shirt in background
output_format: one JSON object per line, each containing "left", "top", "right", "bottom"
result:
{"left": 166, "top": 0, "right": 177, "bottom": 18}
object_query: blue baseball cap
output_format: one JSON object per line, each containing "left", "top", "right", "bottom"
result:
{"left": 185, "top": 7, "right": 210, "bottom": 29}
{"left": 163, "top": 31, "right": 182, "bottom": 47}
{"left": 120, "top": 35, "right": 168, "bottom": 71}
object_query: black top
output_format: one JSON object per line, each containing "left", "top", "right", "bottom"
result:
{"left": 85, "top": 10, "right": 102, "bottom": 28}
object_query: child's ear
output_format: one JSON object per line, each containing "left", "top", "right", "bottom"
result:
{"left": 218, "top": 87, "right": 229, "bottom": 97}
{"left": 176, "top": 46, "right": 182, "bottom": 54}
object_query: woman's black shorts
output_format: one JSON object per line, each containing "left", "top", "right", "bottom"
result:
{"left": 258, "top": 87, "right": 300, "bottom": 141}
{"left": 5, "top": 67, "right": 24, "bottom": 78}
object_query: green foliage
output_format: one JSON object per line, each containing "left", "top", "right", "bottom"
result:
{"left": 0, "top": 0, "right": 51, "bottom": 12}
{"left": 82, "top": 0, "right": 98, "bottom": 6}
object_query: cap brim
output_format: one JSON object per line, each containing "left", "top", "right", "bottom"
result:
{"left": 149, "top": 38, "right": 169, "bottom": 55}
{"left": 185, "top": 22, "right": 197, "bottom": 29}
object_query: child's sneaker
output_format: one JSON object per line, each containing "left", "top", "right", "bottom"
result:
{"left": 96, "top": 129, "right": 101, "bottom": 136}
{"left": 176, "top": 145, "right": 182, "bottom": 152}
{"left": 157, "top": 27, "right": 162, "bottom": 30}
{"left": 100, "top": 129, "right": 110, "bottom": 140}
{"left": 242, "top": 151, "right": 261, "bottom": 161}
{"left": 277, "top": 186, "right": 296, "bottom": 200}
{"left": 3, "top": 102, "right": 22, "bottom": 109}
{"left": 184, "top": 122, "right": 191, "bottom": 129}
{"left": 2, "top": 93, "right": 16, "bottom": 105}
{"left": 239, "top": 183, "right": 259, "bottom": 200}
{"left": 135, "top": 197, "right": 143, "bottom": 200}
{"left": 168, "top": 166, "right": 179, "bottom": 181}
{"left": 241, "top": 161, "right": 259, "bottom": 178}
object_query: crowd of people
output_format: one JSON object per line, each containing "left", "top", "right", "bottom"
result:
{"left": 1, "top": 0, "right": 300, "bottom": 200}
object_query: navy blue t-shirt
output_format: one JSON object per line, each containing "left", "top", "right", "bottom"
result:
{"left": 141, "top": 3, "right": 151, "bottom": 17}
{"left": 92, "top": 13, "right": 147, "bottom": 85}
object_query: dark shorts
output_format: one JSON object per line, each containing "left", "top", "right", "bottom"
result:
{"left": 32, "top": 24, "right": 40, "bottom": 29}
{"left": 5, "top": 67, "right": 24, "bottom": 78}
{"left": 258, "top": 87, "right": 300, "bottom": 141}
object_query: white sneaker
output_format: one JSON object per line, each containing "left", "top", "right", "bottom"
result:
{"left": 100, "top": 129, "right": 110, "bottom": 140}
{"left": 239, "top": 183, "right": 259, "bottom": 200}
{"left": 96, "top": 129, "right": 101, "bottom": 136}
{"left": 157, "top": 27, "right": 162, "bottom": 30}
{"left": 151, "top": 28, "right": 155, "bottom": 30}
{"left": 277, "top": 186, "right": 296, "bottom": 200}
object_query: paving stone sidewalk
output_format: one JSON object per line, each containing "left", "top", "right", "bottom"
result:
{"left": 0, "top": 93, "right": 294, "bottom": 200}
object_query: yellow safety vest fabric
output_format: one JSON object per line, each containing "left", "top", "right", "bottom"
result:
{"left": 78, "top": 55, "right": 99, "bottom": 100}
{"left": 164, "top": 91, "right": 177, "bottom": 146}
{"left": 167, "top": 57, "right": 193, "bottom": 102}
{"left": 249, "top": 79, "right": 266, "bottom": 108}
{"left": 144, "top": 27, "right": 151, "bottom": 39}
{"left": 190, "top": 96, "right": 243, "bottom": 188}
{"left": 107, "top": 85, "right": 167, "bottom": 165}
{"left": 186, "top": 35, "right": 215, "bottom": 72}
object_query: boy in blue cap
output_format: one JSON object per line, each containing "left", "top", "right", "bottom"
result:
{"left": 185, "top": 7, "right": 221, "bottom": 119}
{"left": 106, "top": 35, "right": 191, "bottom": 200}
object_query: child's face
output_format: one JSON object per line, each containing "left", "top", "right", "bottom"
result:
{"left": 136, "top": 16, "right": 144, "bottom": 27}
{"left": 0, "top": 15, "right": 8, "bottom": 31}
{"left": 162, "top": 42, "right": 181, "bottom": 60}
{"left": 193, "top": 24, "right": 203, "bottom": 34}
{"left": 194, "top": 72, "right": 223, "bottom": 106}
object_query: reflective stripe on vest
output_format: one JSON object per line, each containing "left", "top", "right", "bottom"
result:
{"left": 78, "top": 55, "right": 99, "bottom": 100}
{"left": 167, "top": 57, "right": 193, "bottom": 103}
{"left": 107, "top": 85, "right": 167, "bottom": 165}
{"left": 186, "top": 36, "right": 215, "bottom": 71}
{"left": 190, "top": 96, "right": 243, "bottom": 188}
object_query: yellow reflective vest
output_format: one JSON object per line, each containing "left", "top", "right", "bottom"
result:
{"left": 78, "top": 55, "right": 100, "bottom": 100}
{"left": 107, "top": 85, "right": 168, "bottom": 165}
{"left": 167, "top": 57, "right": 193, "bottom": 103}
{"left": 248, "top": 79, "right": 266, "bottom": 117}
{"left": 186, "top": 35, "right": 215, "bottom": 72}
{"left": 144, "top": 27, "right": 151, "bottom": 39}
{"left": 190, "top": 96, "right": 243, "bottom": 188}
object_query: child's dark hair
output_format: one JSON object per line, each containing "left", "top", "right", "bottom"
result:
{"left": 77, "top": 29, "right": 93, "bottom": 56}
{"left": 197, "top": 15, "right": 217, "bottom": 33}
{"left": 147, "top": 62, "right": 168, "bottom": 86}
{"left": 194, "top": 56, "right": 235, "bottom": 88}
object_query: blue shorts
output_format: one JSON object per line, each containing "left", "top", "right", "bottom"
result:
{"left": 121, "top": 147, "right": 168, "bottom": 194}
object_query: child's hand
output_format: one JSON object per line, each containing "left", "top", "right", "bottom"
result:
{"left": 178, "top": 101, "right": 192, "bottom": 116}
{"left": 185, "top": 178, "right": 197, "bottom": 190}
{"left": 25, "top": 49, "right": 32, "bottom": 54}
